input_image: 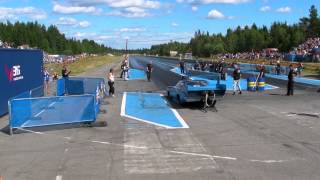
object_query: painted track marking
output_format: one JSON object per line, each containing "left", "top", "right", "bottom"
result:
{"left": 17, "top": 124, "right": 295, "bottom": 164}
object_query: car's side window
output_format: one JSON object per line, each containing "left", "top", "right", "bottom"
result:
{"left": 177, "top": 82, "right": 183, "bottom": 88}
{"left": 180, "top": 82, "right": 186, "bottom": 91}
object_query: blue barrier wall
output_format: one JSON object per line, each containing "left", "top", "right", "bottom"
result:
{"left": 0, "top": 49, "right": 43, "bottom": 116}
{"left": 9, "top": 95, "right": 97, "bottom": 133}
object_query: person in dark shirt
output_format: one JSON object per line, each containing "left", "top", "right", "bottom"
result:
{"left": 52, "top": 72, "right": 59, "bottom": 80}
{"left": 120, "top": 57, "right": 128, "bottom": 78}
{"left": 61, "top": 65, "right": 71, "bottom": 95}
{"left": 276, "top": 61, "right": 281, "bottom": 75}
{"left": 146, "top": 63, "right": 153, "bottom": 82}
{"left": 297, "top": 62, "right": 303, "bottom": 77}
{"left": 179, "top": 61, "right": 185, "bottom": 74}
{"left": 61, "top": 65, "right": 71, "bottom": 78}
{"left": 232, "top": 67, "right": 242, "bottom": 95}
{"left": 258, "top": 64, "right": 266, "bottom": 79}
{"left": 287, "top": 64, "right": 297, "bottom": 96}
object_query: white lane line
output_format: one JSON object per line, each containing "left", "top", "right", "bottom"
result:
{"left": 22, "top": 128, "right": 292, "bottom": 164}
{"left": 161, "top": 93, "right": 189, "bottom": 128}
{"left": 169, "top": 150, "right": 237, "bottom": 160}
{"left": 171, "top": 108, "right": 189, "bottom": 128}
{"left": 91, "top": 140, "right": 236, "bottom": 161}
{"left": 250, "top": 160, "right": 287, "bottom": 163}
{"left": 91, "top": 140, "right": 148, "bottom": 149}
{"left": 17, "top": 128, "right": 45, "bottom": 135}
{"left": 120, "top": 92, "right": 127, "bottom": 117}
{"left": 56, "top": 175, "right": 63, "bottom": 180}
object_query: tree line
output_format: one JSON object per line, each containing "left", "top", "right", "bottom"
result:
{"left": 0, "top": 21, "right": 116, "bottom": 55}
{"left": 150, "top": 5, "right": 320, "bottom": 57}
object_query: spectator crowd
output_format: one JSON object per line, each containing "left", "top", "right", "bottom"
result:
{"left": 293, "top": 37, "right": 320, "bottom": 56}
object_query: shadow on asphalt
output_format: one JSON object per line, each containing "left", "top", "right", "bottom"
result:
{"left": 1, "top": 121, "right": 107, "bottom": 136}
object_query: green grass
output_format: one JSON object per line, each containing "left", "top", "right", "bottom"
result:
{"left": 45, "top": 55, "right": 121, "bottom": 76}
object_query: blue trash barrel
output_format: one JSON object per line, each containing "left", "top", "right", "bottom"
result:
{"left": 247, "top": 77, "right": 256, "bottom": 92}
{"left": 258, "top": 78, "right": 265, "bottom": 91}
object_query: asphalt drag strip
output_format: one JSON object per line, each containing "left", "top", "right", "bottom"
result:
{"left": 0, "top": 57, "right": 320, "bottom": 180}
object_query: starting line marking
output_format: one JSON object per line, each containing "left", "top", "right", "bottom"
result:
{"left": 17, "top": 127, "right": 294, "bottom": 164}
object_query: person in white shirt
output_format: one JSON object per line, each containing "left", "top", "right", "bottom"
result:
{"left": 108, "top": 68, "right": 115, "bottom": 97}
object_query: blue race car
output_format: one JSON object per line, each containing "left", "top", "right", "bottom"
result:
{"left": 167, "top": 78, "right": 226, "bottom": 105}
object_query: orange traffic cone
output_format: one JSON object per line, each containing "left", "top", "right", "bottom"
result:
{"left": 0, "top": 176, "right": 3, "bottom": 180}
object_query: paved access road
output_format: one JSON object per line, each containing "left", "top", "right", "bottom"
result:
{"left": 0, "top": 56, "right": 319, "bottom": 180}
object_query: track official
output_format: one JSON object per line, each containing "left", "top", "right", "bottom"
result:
{"left": 232, "top": 67, "right": 242, "bottom": 95}
{"left": 287, "top": 64, "right": 297, "bottom": 96}
{"left": 146, "top": 63, "right": 153, "bottom": 82}
{"left": 179, "top": 60, "right": 185, "bottom": 74}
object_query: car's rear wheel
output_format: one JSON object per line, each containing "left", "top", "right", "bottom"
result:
{"left": 177, "top": 95, "right": 183, "bottom": 105}
{"left": 167, "top": 91, "right": 172, "bottom": 99}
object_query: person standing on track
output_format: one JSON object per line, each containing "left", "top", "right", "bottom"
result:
{"left": 61, "top": 65, "right": 71, "bottom": 78}
{"left": 232, "top": 67, "right": 242, "bottom": 95}
{"left": 108, "top": 68, "right": 115, "bottom": 97}
{"left": 123, "top": 61, "right": 129, "bottom": 81}
{"left": 120, "top": 57, "right": 128, "bottom": 78}
{"left": 146, "top": 62, "right": 153, "bottom": 82}
{"left": 258, "top": 64, "right": 266, "bottom": 79}
{"left": 43, "top": 67, "right": 50, "bottom": 95}
{"left": 179, "top": 60, "right": 185, "bottom": 74}
{"left": 61, "top": 65, "right": 71, "bottom": 95}
{"left": 287, "top": 64, "right": 297, "bottom": 96}
{"left": 297, "top": 62, "right": 303, "bottom": 77}
{"left": 276, "top": 61, "right": 281, "bottom": 75}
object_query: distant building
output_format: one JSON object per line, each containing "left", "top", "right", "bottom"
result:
{"left": 17, "top": 44, "right": 30, "bottom": 49}
{"left": 170, "top": 51, "right": 178, "bottom": 57}
{"left": 184, "top": 53, "right": 193, "bottom": 59}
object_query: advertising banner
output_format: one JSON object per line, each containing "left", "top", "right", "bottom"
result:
{"left": 0, "top": 49, "right": 43, "bottom": 116}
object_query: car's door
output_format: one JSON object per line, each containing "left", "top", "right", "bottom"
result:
{"left": 170, "top": 81, "right": 181, "bottom": 97}
{"left": 178, "top": 81, "right": 188, "bottom": 100}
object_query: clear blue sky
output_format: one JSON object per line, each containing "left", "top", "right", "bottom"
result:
{"left": 0, "top": 0, "right": 319, "bottom": 49}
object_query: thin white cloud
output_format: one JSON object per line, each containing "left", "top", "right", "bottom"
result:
{"left": 207, "top": 9, "right": 225, "bottom": 19}
{"left": 53, "top": 3, "right": 98, "bottom": 14}
{"left": 171, "top": 22, "right": 179, "bottom": 27}
{"left": 106, "top": 8, "right": 152, "bottom": 18}
{"left": 125, "top": 7, "right": 146, "bottom": 13}
{"left": 69, "top": 31, "right": 118, "bottom": 44}
{"left": 68, "top": 30, "right": 193, "bottom": 49}
{"left": 106, "top": 0, "right": 161, "bottom": 9}
{"left": 119, "top": 27, "right": 146, "bottom": 32}
{"left": 276, "top": 6, "right": 291, "bottom": 13}
{"left": 0, "top": 6, "right": 47, "bottom": 20}
{"left": 79, "top": 21, "right": 90, "bottom": 27}
{"left": 66, "top": 0, "right": 161, "bottom": 9}
{"left": 260, "top": 6, "right": 271, "bottom": 12}
{"left": 191, "top": 6, "right": 198, "bottom": 11}
{"left": 56, "top": 17, "right": 91, "bottom": 28}
{"left": 60, "top": 0, "right": 167, "bottom": 18}
{"left": 177, "top": 0, "right": 250, "bottom": 5}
